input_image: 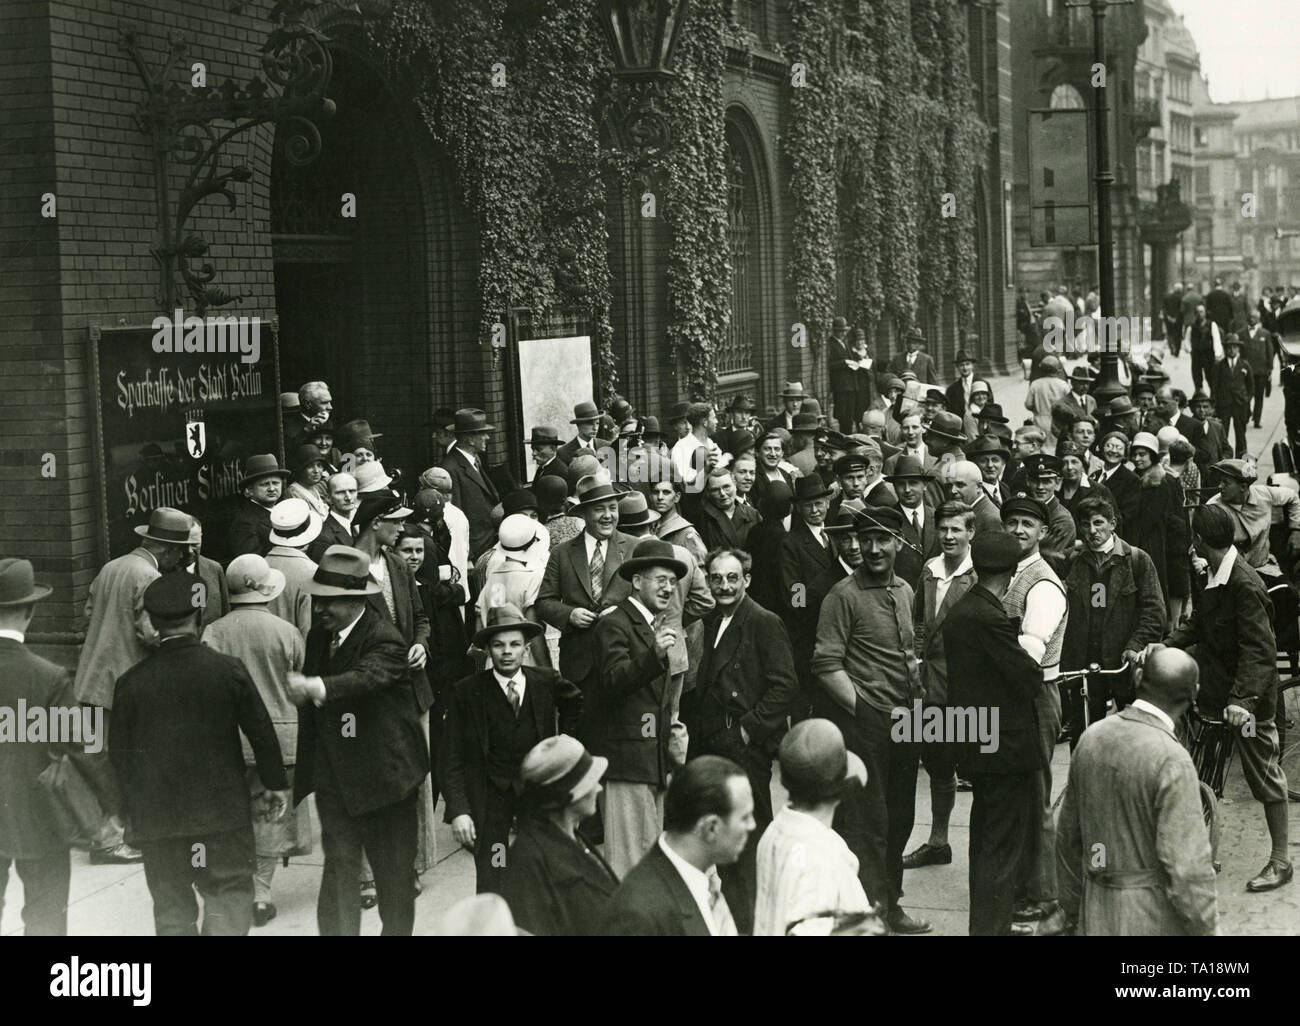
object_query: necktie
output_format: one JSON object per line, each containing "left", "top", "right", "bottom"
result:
{"left": 329, "top": 633, "right": 342, "bottom": 658}
{"left": 507, "top": 677, "right": 521, "bottom": 716}
{"left": 707, "top": 869, "right": 738, "bottom": 936}
{"left": 911, "top": 509, "right": 920, "bottom": 532}
{"left": 590, "top": 540, "right": 604, "bottom": 601}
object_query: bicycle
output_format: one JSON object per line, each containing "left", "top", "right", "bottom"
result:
{"left": 1051, "top": 663, "right": 1132, "bottom": 814}
{"left": 1179, "top": 706, "right": 1234, "bottom": 873}
{"left": 1275, "top": 672, "right": 1300, "bottom": 802}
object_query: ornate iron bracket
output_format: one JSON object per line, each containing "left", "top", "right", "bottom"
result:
{"left": 120, "top": 0, "right": 336, "bottom": 313}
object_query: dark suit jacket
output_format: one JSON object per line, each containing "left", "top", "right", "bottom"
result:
{"left": 196, "top": 554, "right": 230, "bottom": 630}
{"left": 941, "top": 585, "right": 1043, "bottom": 777}
{"left": 970, "top": 492, "right": 1003, "bottom": 538}
{"left": 945, "top": 377, "right": 993, "bottom": 417}
{"left": 778, "top": 520, "right": 833, "bottom": 615}
{"left": 368, "top": 549, "right": 434, "bottom": 712}
{"left": 536, "top": 531, "right": 637, "bottom": 682}
{"left": 1187, "top": 418, "right": 1230, "bottom": 474}
{"left": 589, "top": 600, "right": 674, "bottom": 786}
{"left": 227, "top": 497, "right": 274, "bottom": 561}
{"left": 0, "top": 641, "right": 114, "bottom": 858}
{"left": 439, "top": 666, "right": 582, "bottom": 824}
{"left": 1097, "top": 464, "right": 1142, "bottom": 530}
{"left": 691, "top": 596, "right": 798, "bottom": 756}
{"left": 894, "top": 503, "right": 940, "bottom": 588}
{"left": 600, "top": 840, "right": 711, "bottom": 936}
{"left": 295, "top": 606, "right": 427, "bottom": 816}
{"left": 442, "top": 446, "right": 501, "bottom": 559}
{"left": 828, "top": 335, "right": 855, "bottom": 393}
{"left": 1210, "top": 357, "right": 1253, "bottom": 407}
{"left": 500, "top": 815, "right": 618, "bottom": 936}
{"left": 111, "top": 636, "right": 287, "bottom": 843}
{"left": 888, "top": 351, "right": 938, "bottom": 384}
{"left": 308, "top": 512, "right": 356, "bottom": 564}
{"left": 534, "top": 455, "right": 569, "bottom": 483}
{"left": 698, "top": 501, "right": 760, "bottom": 552}
{"left": 557, "top": 435, "right": 613, "bottom": 464}
{"left": 746, "top": 517, "right": 789, "bottom": 614}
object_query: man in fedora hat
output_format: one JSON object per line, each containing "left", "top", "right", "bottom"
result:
{"left": 0, "top": 559, "right": 112, "bottom": 934}
{"left": 811, "top": 504, "right": 930, "bottom": 934}
{"left": 111, "top": 572, "right": 289, "bottom": 935}
{"left": 665, "top": 400, "right": 694, "bottom": 442}
{"left": 966, "top": 435, "right": 1012, "bottom": 507}
{"left": 287, "top": 545, "right": 428, "bottom": 935}
{"left": 228, "top": 454, "right": 292, "bottom": 560}
{"left": 888, "top": 329, "right": 938, "bottom": 383}
{"left": 774, "top": 382, "right": 807, "bottom": 433}
{"left": 442, "top": 602, "right": 582, "bottom": 894}
{"left": 537, "top": 475, "right": 638, "bottom": 697}
{"left": 1211, "top": 334, "right": 1254, "bottom": 457}
{"left": 266, "top": 497, "right": 322, "bottom": 638}
{"left": 558, "top": 401, "right": 613, "bottom": 465}
{"left": 1102, "top": 394, "right": 1141, "bottom": 440}
{"left": 309, "top": 471, "right": 360, "bottom": 564}
{"left": 717, "top": 394, "right": 758, "bottom": 456}
{"left": 441, "top": 408, "right": 501, "bottom": 561}
{"left": 589, "top": 538, "right": 691, "bottom": 876}
{"left": 1186, "top": 390, "right": 1231, "bottom": 478}
{"left": 691, "top": 545, "right": 798, "bottom": 932}
{"left": 885, "top": 455, "right": 940, "bottom": 587}
{"left": 945, "top": 348, "right": 990, "bottom": 419}
{"left": 921, "top": 412, "right": 968, "bottom": 508}
{"left": 75, "top": 506, "right": 195, "bottom": 864}
{"left": 202, "top": 555, "right": 307, "bottom": 927}
{"left": 827, "top": 316, "right": 858, "bottom": 431}
{"left": 778, "top": 475, "right": 836, "bottom": 718}
{"left": 530, "top": 426, "right": 569, "bottom": 484}
{"left": 335, "top": 419, "right": 383, "bottom": 468}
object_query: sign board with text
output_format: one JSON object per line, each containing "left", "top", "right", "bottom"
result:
{"left": 87, "top": 320, "right": 282, "bottom": 563}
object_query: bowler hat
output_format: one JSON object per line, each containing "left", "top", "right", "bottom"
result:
{"left": 640, "top": 415, "right": 662, "bottom": 440}
{"left": 570, "top": 401, "right": 602, "bottom": 424}
{"left": 1001, "top": 495, "right": 1048, "bottom": 523}
{"left": 571, "top": 474, "right": 623, "bottom": 509}
{"left": 666, "top": 401, "right": 692, "bottom": 423}
{"left": 518, "top": 734, "right": 609, "bottom": 812}
{"left": 977, "top": 403, "right": 1009, "bottom": 425}
{"left": 780, "top": 381, "right": 806, "bottom": 399}
{"left": 966, "top": 435, "right": 1011, "bottom": 462}
{"left": 778, "top": 719, "right": 867, "bottom": 804}
{"left": 924, "top": 411, "right": 967, "bottom": 443}
{"left": 473, "top": 602, "right": 544, "bottom": 647}
{"left": 454, "top": 408, "right": 493, "bottom": 434}
{"left": 855, "top": 504, "right": 905, "bottom": 535}
{"left": 884, "top": 454, "right": 935, "bottom": 481}
{"left": 831, "top": 316, "right": 849, "bottom": 333}
{"left": 728, "top": 394, "right": 757, "bottom": 412}
{"left": 227, "top": 554, "right": 286, "bottom": 606}
{"left": 143, "top": 572, "right": 202, "bottom": 619}
{"left": 616, "top": 491, "right": 660, "bottom": 529}
{"left": 268, "top": 497, "right": 323, "bottom": 548}
{"left": 792, "top": 412, "right": 819, "bottom": 432}
{"left": 792, "top": 476, "right": 833, "bottom": 503}
{"left": 0, "top": 558, "right": 52, "bottom": 606}
{"left": 305, "top": 545, "right": 382, "bottom": 597}
{"left": 239, "top": 453, "right": 291, "bottom": 489}
{"left": 133, "top": 507, "right": 195, "bottom": 545}
{"left": 1224, "top": 334, "right": 1245, "bottom": 348}
{"left": 970, "top": 533, "right": 1022, "bottom": 573}
{"left": 1132, "top": 380, "right": 1155, "bottom": 397}
{"left": 502, "top": 489, "right": 539, "bottom": 516}
{"left": 529, "top": 427, "right": 561, "bottom": 447}
{"left": 618, "top": 537, "right": 688, "bottom": 582}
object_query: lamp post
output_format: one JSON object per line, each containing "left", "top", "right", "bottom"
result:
{"left": 1067, "top": 0, "right": 1133, "bottom": 404}
{"left": 595, "top": 0, "right": 691, "bottom": 157}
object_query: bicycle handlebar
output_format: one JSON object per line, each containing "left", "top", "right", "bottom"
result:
{"left": 1055, "top": 661, "right": 1132, "bottom": 682}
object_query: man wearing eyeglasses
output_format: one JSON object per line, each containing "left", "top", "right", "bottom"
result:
{"left": 687, "top": 547, "right": 799, "bottom": 933}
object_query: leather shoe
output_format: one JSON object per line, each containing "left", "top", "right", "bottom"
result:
{"left": 956, "top": 778, "right": 973, "bottom": 792}
{"left": 360, "top": 880, "right": 378, "bottom": 910}
{"left": 1012, "top": 900, "right": 1057, "bottom": 922}
{"left": 1036, "top": 907, "right": 1069, "bottom": 936}
{"left": 902, "top": 842, "right": 953, "bottom": 869}
{"left": 1008, "top": 922, "right": 1035, "bottom": 936}
{"left": 252, "top": 902, "right": 277, "bottom": 927}
{"left": 89, "top": 843, "right": 143, "bottom": 865}
{"left": 1246, "top": 861, "right": 1294, "bottom": 892}
{"left": 887, "top": 908, "right": 933, "bottom": 935}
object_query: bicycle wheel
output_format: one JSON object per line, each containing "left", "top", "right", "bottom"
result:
{"left": 1280, "top": 677, "right": 1300, "bottom": 801}
{"left": 1199, "top": 781, "right": 1221, "bottom": 873}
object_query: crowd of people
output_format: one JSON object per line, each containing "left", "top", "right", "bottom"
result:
{"left": 3, "top": 302, "right": 1299, "bottom": 938}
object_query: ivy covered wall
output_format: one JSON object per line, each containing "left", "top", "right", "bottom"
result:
{"left": 368, "top": 0, "right": 988, "bottom": 403}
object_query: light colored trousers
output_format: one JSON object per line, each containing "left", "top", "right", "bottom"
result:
{"left": 600, "top": 782, "right": 666, "bottom": 879}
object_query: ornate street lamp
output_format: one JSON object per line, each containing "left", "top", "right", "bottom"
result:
{"left": 596, "top": 0, "right": 691, "bottom": 154}
{"left": 121, "top": 0, "right": 337, "bottom": 313}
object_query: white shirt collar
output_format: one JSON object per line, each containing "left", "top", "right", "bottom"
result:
{"left": 925, "top": 551, "right": 973, "bottom": 582}
{"left": 492, "top": 669, "right": 525, "bottom": 699}
{"left": 335, "top": 608, "right": 365, "bottom": 645}
{"left": 584, "top": 531, "right": 609, "bottom": 562}
{"left": 331, "top": 508, "right": 355, "bottom": 529}
{"left": 456, "top": 444, "right": 479, "bottom": 467}
{"left": 0, "top": 629, "right": 24, "bottom": 643}
{"left": 657, "top": 835, "right": 718, "bottom": 935}
{"left": 1205, "top": 545, "right": 1239, "bottom": 590}
{"left": 627, "top": 595, "right": 657, "bottom": 626}
{"left": 1129, "top": 698, "right": 1175, "bottom": 733}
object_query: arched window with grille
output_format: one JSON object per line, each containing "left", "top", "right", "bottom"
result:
{"left": 722, "top": 123, "right": 757, "bottom": 378}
